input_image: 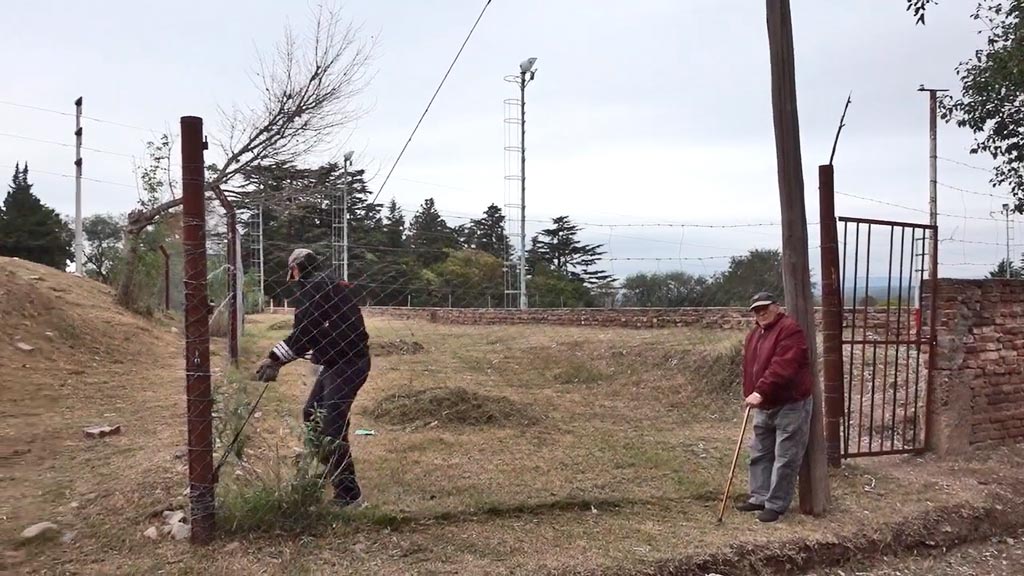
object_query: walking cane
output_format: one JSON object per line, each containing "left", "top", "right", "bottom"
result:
{"left": 717, "top": 405, "right": 752, "bottom": 523}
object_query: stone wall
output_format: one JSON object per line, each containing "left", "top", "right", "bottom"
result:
{"left": 929, "top": 279, "right": 1024, "bottom": 454}
{"left": 356, "top": 306, "right": 911, "bottom": 335}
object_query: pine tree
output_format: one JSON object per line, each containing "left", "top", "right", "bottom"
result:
{"left": 0, "top": 164, "right": 73, "bottom": 269}
{"left": 407, "top": 198, "right": 459, "bottom": 267}
{"left": 464, "top": 204, "right": 511, "bottom": 260}
{"left": 383, "top": 198, "right": 405, "bottom": 250}
{"left": 988, "top": 258, "right": 1024, "bottom": 279}
{"left": 527, "top": 215, "right": 611, "bottom": 286}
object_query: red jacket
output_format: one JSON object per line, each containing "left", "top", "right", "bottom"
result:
{"left": 742, "top": 313, "right": 812, "bottom": 409}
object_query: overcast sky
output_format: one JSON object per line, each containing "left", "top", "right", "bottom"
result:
{"left": 0, "top": 1, "right": 1013, "bottom": 281}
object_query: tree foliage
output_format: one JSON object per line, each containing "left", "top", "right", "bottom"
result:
{"left": 0, "top": 164, "right": 73, "bottom": 270}
{"left": 619, "top": 271, "right": 712, "bottom": 307}
{"left": 407, "top": 198, "right": 459, "bottom": 268}
{"left": 989, "top": 257, "right": 1024, "bottom": 278}
{"left": 906, "top": 0, "right": 938, "bottom": 25}
{"left": 527, "top": 216, "right": 611, "bottom": 287}
{"left": 83, "top": 214, "right": 124, "bottom": 283}
{"left": 712, "top": 248, "right": 785, "bottom": 306}
{"left": 939, "top": 1, "right": 1024, "bottom": 211}
{"left": 236, "top": 171, "right": 624, "bottom": 308}
{"left": 462, "top": 203, "right": 510, "bottom": 260}
{"left": 619, "top": 249, "right": 786, "bottom": 307}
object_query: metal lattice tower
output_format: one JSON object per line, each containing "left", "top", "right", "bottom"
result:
{"left": 503, "top": 60, "right": 536, "bottom": 309}
{"left": 251, "top": 205, "right": 265, "bottom": 310}
{"left": 331, "top": 154, "right": 354, "bottom": 281}
{"left": 332, "top": 187, "right": 344, "bottom": 279}
{"left": 503, "top": 90, "right": 523, "bottom": 309}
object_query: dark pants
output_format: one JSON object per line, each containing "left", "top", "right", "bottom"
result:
{"left": 302, "top": 357, "right": 370, "bottom": 502}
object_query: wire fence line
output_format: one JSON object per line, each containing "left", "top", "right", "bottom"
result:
{"left": 8, "top": 103, "right": 1021, "bottom": 544}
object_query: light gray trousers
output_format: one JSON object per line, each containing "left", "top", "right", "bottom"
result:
{"left": 747, "top": 397, "right": 812, "bottom": 514}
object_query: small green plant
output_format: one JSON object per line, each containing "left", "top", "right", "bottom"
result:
{"left": 216, "top": 411, "right": 341, "bottom": 534}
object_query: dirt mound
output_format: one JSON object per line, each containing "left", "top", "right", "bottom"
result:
{"left": 0, "top": 257, "right": 173, "bottom": 369}
{"left": 371, "top": 338, "right": 425, "bottom": 357}
{"left": 370, "top": 386, "right": 538, "bottom": 427}
{"left": 0, "top": 257, "right": 182, "bottom": 535}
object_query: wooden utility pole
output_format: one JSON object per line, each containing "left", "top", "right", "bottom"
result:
{"left": 917, "top": 86, "right": 947, "bottom": 282}
{"left": 766, "top": 0, "right": 829, "bottom": 515}
{"left": 74, "top": 97, "right": 84, "bottom": 276}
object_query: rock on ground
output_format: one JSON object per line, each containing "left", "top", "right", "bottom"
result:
{"left": 20, "top": 522, "right": 58, "bottom": 540}
{"left": 170, "top": 522, "right": 190, "bottom": 541}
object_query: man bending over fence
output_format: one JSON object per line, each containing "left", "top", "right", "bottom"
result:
{"left": 255, "top": 248, "right": 371, "bottom": 507}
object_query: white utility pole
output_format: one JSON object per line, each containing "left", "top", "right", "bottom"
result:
{"left": 518, "top": 57, "right": 537, "bottom": 310}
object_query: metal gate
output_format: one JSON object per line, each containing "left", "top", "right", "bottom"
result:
{"left": 831, "top": 216, "right": 938, "bottom": 458}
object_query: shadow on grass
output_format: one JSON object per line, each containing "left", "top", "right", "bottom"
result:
{"left": 219, "top": 486, "right": 730, "bottom": 536}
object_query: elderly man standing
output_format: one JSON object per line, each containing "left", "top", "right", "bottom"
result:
{"left": 734, "top": 291, "right": 813, "bottom": 523}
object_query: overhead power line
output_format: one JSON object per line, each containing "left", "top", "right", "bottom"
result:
{"left": 0, "top": 163, "right": 136, "bottom": 189}
{"left": 0, "top": 131, "right": 137, "bottom": 159}
{"left": 370, "top": 0, "right": 494, "bottom": 205}
{"left": 0, "top": 100, "right": 161, "bottom": 133}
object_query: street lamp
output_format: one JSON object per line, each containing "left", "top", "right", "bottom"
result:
{"left": 516, "top": 58, "right": 536, "bottom": 310}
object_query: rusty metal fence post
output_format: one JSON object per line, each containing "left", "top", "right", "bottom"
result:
{"left": 819, "top": 164, "right": 844, "bottom": 468}
{"left": 211, "top": 186, "right": 239, "bottom": 368}
{"left": 181, "top": 116, "right": 215, "bottom": 544}
{"left": 159, "top": 244, "right": 171, "bottom": 313}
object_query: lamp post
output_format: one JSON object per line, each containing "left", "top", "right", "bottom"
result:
{"left": 517, "top": 57, "right": 537, "bottom": 310}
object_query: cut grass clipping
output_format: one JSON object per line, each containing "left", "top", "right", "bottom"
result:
{"left": 371, "top": 338, "right": 425, "bottom": 357}
{"left": 371, "top": 386, "right": 539, "bottom": 427}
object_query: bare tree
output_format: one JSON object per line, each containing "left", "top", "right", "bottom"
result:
{"left": 118, "top": 4, "right": 373, "bottom": 307}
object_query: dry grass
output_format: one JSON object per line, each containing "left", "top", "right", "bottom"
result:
{"left": 2, "top": 266, "right": 1023, "bottom": 576}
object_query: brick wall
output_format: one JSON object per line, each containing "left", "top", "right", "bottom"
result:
{"left": 929, "top": 279, "right": 1024, "bottom": 454}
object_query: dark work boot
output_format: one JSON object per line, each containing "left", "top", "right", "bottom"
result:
{"left": 757, "top": 509, "right": 782, "bottom": 523}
